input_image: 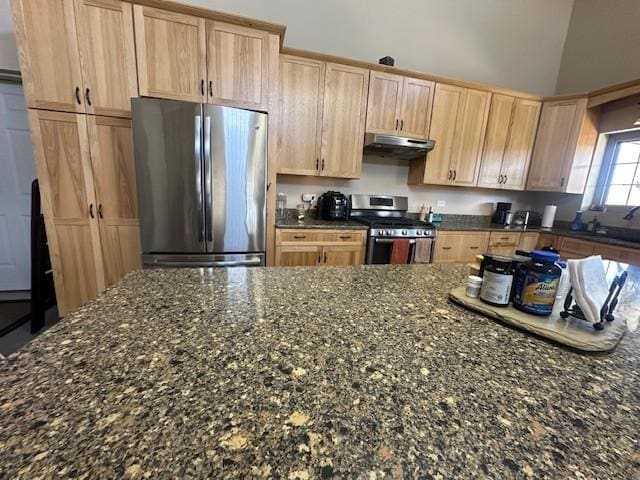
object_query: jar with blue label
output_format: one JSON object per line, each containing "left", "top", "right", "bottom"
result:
{"left": 512, "top": 250, "right": 562, "bottom": 316}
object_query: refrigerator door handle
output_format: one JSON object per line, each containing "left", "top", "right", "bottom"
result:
{"left": 204, "top": 116, "right": 213, "bottom": 244}
{"left": 194, "top": 115, "right": 204, "bottom": 242}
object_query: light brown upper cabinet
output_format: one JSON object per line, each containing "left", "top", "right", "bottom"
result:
{"left": 277, "top": 56, "right": 325, "bottom": 175}
{"left": 134, "top": 5, "right": 206, "bottom": 102}
{"left": 277, "top": 59, "right": 368, "bottom": 178}
{"left": 13, "top": 0, "right": 137, "bottom": 116}
{"left": 526, "top": 97, "right": 599, "bottom": 193}
{"left": 320, "top": 63, "right": 370, "bottom": 178}
{"left": 12, "top": 0, "right": 84, "bottom": 112}
{"left": 478, "top": 95, "right": 541, "bottom": 190}
{"left": 27, "top": 110, "right": 140, "bottom": 315}
{"left": 365, "top": 72, "right": 434, "bottom": 139}
{"left": 408, "top": 83, "right": 490, "bottom": 186}
{"left": 75, "top": 0, "right": 138, "bottom": 117}
{"left": 206, "top": 21, "right": 269, "bottom": 111}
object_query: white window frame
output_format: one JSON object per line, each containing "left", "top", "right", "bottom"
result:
{"left": 593, "top": 130, "right": 640, "bottom": 208}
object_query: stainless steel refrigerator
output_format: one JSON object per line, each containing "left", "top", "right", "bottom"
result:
{"left": 132, "top": 98, "right": 267, "bottom": 268}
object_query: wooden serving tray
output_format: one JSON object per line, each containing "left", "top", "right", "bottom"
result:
{"left": 449, "top": 286, "right": 626, "bottom": 352}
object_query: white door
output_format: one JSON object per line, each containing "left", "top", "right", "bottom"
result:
{"left": 0, "top": 82, "right": 36, "bottom": 291}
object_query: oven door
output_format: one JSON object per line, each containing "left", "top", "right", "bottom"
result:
{"left": 366, "top": 237, "right": 434, "bottom": 264}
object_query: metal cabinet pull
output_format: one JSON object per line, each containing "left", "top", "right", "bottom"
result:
{"left": 498, "top": 174, "right": 503, "bottom": 184}
{"left": 503, "top": 175, "right": 507, "bottom": 184}
{"left": 500, "top": 236, "right": 510, "bottom": 240}
{"left": 400, "top": 119, "right": 404, "bottom": 130}
{"left": 84, "top": 88, "right": 91, "bottom": 106}
{"left": 208, "top": 80, "right": 213, "bottom": 97}
{"left": 293, "top": 235, "right": 306, "bottom": 239}
{"left": 448, "top": 170, "right": 452, "bottom": 180}
{"left": 200, "top": 79, "right": 205, "bottom": 96}
{"left": 321, "top": 158, "right": 325, "bottom": 171}
{"left": 560, "top": 177, "right": 565, "bottom": 187}
{"left": 324, "top": 252, "right": 327, "bottom": 263}
{"left": 395, "top": 119, "right": 399, "bottom": 130}
{"left": 469, "top": 246, "right": 479, "bottom": 250}
{"left": 316, "top": 158, "right": 319, "bottom": 170}
{"left": 89, "top": 203, "right": 94, "bottom": 218}
{"left": 98, "top": 204, "right": 103, "bottom": 219}
{"left": 75, "top": 86, "right": 82, "bottom": 105}
{"left": 452, "top": 170, "right": 457, "bottom": 181}
{"left": 339, "top": 235, "right": 352, "bottom": 239}
{"left": 442, "top": 246, "right": 452, "bottom": 250}
{"left": 317, "top": 254, "right": 321, "bottom": 263}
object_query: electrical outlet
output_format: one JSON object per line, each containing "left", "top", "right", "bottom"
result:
{"left": 302, "top": 193, "right": 316, "bottom": 203}
{"left": 437, "top": 200, "right": 446, "bottom": 207}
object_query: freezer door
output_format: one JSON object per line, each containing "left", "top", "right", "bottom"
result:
{"left": 203, "top": 105, "right": 267, "bottom": 254}
{"left": 132, "top": 98, "right": 205, "bottom": 254}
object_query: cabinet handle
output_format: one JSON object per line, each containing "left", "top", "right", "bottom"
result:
{"left": 200, "top": 79, "right": 205, "bottom": 96}
{"left": 316, "top": 158, "right": 319, "bottom": 170}
{"left": 317, "top": 254, "right": 321, "bottom": 263}
{"left": 339, "top": 235, "right": 352, "bottom": 239}
{"left": 560, "top": 177, "right": 565, "bottom": 187}
{"left": 84, "top": 88, "right": 91, "bottom": 106}
{"left": 324, "top": 252, "right": 327, "bottom": 263}
{"left": 395, "top": 119, "right": 399, "bottom": 130}
{"left": 503, "top": 175, "right": 507, "bottom": 184}
{"left": 89, "top": 203, "right": 94, "bottom": 219}
{"left": 469, "top": 246, "right": 479, "bottom": 250}
{"left": 500, "top": 237, "right": 510, "bottom": 240}
{"left": 448, "top": 170, "right": 452, "bottom": 180}
{"left": 442, "top": 246, "right": 452, "bottom": 250}
{"left": 98, "top": 204, "right": 103, "bottom": 219}
{"left": 293, "top": 235, "right": 306, "bottom": 239}
{"left": 400, "top": 119, "right": 404, "bottom": 131}
{"left": 208, "top": 80, "right": 213, "bottom": 97}
{"left": 498, "top": 174, "right": 503, "bottom": 184}
{"left": 452, "top": 170, "right": 457, "bottom": 181}
{"left": 321, "top": 158, "right": 325, "bottom": 171}
{"left": 75, "top": 86, "right": 82, "bottom": 105}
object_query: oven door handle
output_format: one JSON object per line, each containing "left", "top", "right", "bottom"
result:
{"left": 374, "top": 238, "right": 417, "bottom": 244}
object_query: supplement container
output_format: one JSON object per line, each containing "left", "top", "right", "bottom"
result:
{"left": 479, "top": 256, "right": 514, "bottom": 307}
{"left": 512, "top": 250, "right": 562, "bottom": 316}
{"left": 465, "top": 275, "right": 483, "bottom": 298}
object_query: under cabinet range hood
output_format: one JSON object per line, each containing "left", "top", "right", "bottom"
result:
{"left": 363, "top": 133, "right": 435, "bottom": 160}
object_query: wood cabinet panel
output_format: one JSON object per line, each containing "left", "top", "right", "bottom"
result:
{"left": 322, "top": 245, "right": 363, "bottom": 266}
{"left": 365, "top": 71, "right": 402, "bottom": 135}
{"left": 478, "top": 94, "right": 514, "bottom": 189}
{"left": 501, "top": 99, "right": 541, "bottom": 190}
{"left": 277, "top": 56, "right": 324, "bottom": 175}
{"left": 536, "top": 233, "right": 558, "bottom": 250}
{"left": 488, "top": 231, "right": 521, "bottom": 247}
{"left": 597, "top": 244, "right": 640, "bottom": 265}
{"left": 518, "top": 232, "right": 540, "bottom": 251}
{"left": 12, "top": 0, "right": 84, "bottom": 113}
{"left": 207, "top": 21, "right": 269, "bottom": 110}
{"left": 275, "top": 246, "right": 321, "bottom": 267}
{"left": 100, "top": 220, "right": 141, "bottom": 286}
{"left": 75, "top": 0, "right": 138, "bottom": 117}
{"left": 320, "top": 63, "right": 369, "bottom": 178}
{"left": 450, "top": 88, "right": 491, "bottom": 186}
{"left": 559, "top": 237, "right": 595, "bottom": 256}
{"left": 134, "top": 5, "right": 206, "bottom": 102}
{"left": 398, "top": 77, "right": 434, "bottom": 139}
{"left": 433, "top": 231, "right": 489, "bottom": 264}
{"left": 275, "top": 229, "right": 366, "bottom": 266}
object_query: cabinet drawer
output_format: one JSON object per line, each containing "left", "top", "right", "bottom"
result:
{"left": 488, "top": 231, "right": 521, "bottom": 247}
{"left": 558, "top": 237, "right": 595, "bottom": 256}
{"left": 596, "top": 244, "right": 640, "bottom": 265}
{"left": 277, "top": 229, "right": 366, "bottom": 245}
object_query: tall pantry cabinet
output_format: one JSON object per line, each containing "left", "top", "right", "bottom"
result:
{"left": 13, "top": 0, "right": 140, "bottom": 315}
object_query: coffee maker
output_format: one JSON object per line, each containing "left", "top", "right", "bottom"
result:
{"left": 491, "top": 202, "right": 512, "bottom": 225}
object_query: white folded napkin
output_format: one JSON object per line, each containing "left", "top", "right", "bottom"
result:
{"left": 567, "top": 256, "right": 609, "bottom": 325}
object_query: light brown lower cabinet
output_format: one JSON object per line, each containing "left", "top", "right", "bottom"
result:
{"left": 433, "top": 231, "right": 490, "bottom": 264}
{"left": 536, "top": 234, "right": 640, "bottom": 265}
{"left": 28, "top": 109, "right": 141, "bottom": 315}
{"left": 275, "top": 229, "right": 366, "bottom": 266}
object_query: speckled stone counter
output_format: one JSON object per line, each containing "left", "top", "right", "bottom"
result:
{"left": 276, "top": 215, "right": 368, "bottom": 230}
{"left": 1, "top": 264, "right": 639, "bottom": 479}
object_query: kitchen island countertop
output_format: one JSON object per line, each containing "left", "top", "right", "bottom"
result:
{"left": 1, "top": 264, "right": 638, "bottom": 479}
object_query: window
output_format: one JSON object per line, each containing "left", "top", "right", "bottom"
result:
{"left": 595, "top": 131, "right": 640, "bottom": 207}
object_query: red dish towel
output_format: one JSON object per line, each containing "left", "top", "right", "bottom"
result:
{"left": 390, "top": 239, "right": 410, "bottom": 264}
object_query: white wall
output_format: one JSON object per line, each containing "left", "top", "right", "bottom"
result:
{"left": 189, "top": 0, "right": 573, "bottom": 96}
{"left": 278, "top": 156, "right": 541, "bottom": 215}
{"left": 555, "top": 0, "right": 640, "bottom": 94}
{"left": 0, "top": 0, "right": 18, "bottom": 71}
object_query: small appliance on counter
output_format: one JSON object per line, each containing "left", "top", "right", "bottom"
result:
{"left": 512, "top": 210, "right": 541, "bottom": 227}
{"left": 491, "top": 202, "right": 512, "bottom": 225}
{"left": 317, "top": 191, "right": 349, "bottom": 220}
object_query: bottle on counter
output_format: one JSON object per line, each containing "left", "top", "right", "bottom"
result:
{"left": 570, "top": 210, "right": 584, "bottom": 231}
{"left": 276, "top": 193, "right": 287, "bottom": 220}
{"left": 479, "top": 256, "right": 514, "bottom": 307}
{"left": 512, "top": 250, "right": 562, "bottom": 316}
{"left": 466, "top": 275, "right": 483, "bottom": 298}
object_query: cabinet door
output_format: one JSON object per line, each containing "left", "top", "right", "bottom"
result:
{"left": 322, "top": 245, "right": 364, "bottom": 266}
{"left": 518, "top": 232, "right": 539, "bottom": 251}
{"left": 460, "top": 232, "right": 490, "bottom": 262}
{"left": 320, "top": 63, "right": 369, "bottom": 178}
{"left": 365, "top": 71, "right": 402, "bottom": 135}
{"left": 450, "top": 88, "right": 491, "bottom": 186}
{"left": 28, "top": 110, "right": 104, "bottom": 315}
{"left": 433, "top": 232, "right": 465, "bottom": 263}
{"left": 75, "top": 0, "right": 138, "bottom": 117}
{"left": 275, "top": 246, "right": 321, "bottom": 266}
{"left": 536, "top": 233, "right": 558, "bottom": 250}
{"left": 277, "top": 56, "right": 324, "bottom": 175}
{"left": 420, "top": 84, "right": 464, "bottom": 185}
{"left": 526, "top": 100, "right": 581, "bottom": 191}
{"left": 12, "top": 0, "right": 84, "bottom": 113}
{"left": 501, "top": 99, "right": 541, "bottom": 190}
{"left": 398, "top": 77, "right": 434, "bottom": 139}
{"left": 207, "top": 21, "right": 269, "bottom": 110}
{"left": 134, "top": 5, "right": 206, "bottom": 102}
{"left": 477, "top": 94, "right": 514, "bottom": 189}
{"left": 86, "top": 116, "right": 141, "bottom": 287}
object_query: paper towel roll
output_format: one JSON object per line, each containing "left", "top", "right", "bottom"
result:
{"left": 541, "top": 205, "right": 557, "bottom": 229}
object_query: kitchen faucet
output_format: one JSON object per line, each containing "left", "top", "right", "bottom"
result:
{"left": 623, "top": 205, "right": 640, "bottom": 220}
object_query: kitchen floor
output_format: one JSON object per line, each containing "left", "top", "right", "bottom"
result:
{"left": 0, "top": 306, "right": 59, "bottom": 357}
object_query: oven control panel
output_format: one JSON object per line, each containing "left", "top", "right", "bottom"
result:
{"left": 370, "top": 228, "right": 435, "bottom": 238}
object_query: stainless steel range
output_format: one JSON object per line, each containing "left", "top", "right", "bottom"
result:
{"left": 349, "top": 194, "right": 437, "bottom": 264}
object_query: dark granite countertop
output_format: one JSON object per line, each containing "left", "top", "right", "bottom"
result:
{"left": 1, "top": 264, "right": 639, "bottom": 479}
{"left": 276, "top": 215, "right": 368, "bottom": 230}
